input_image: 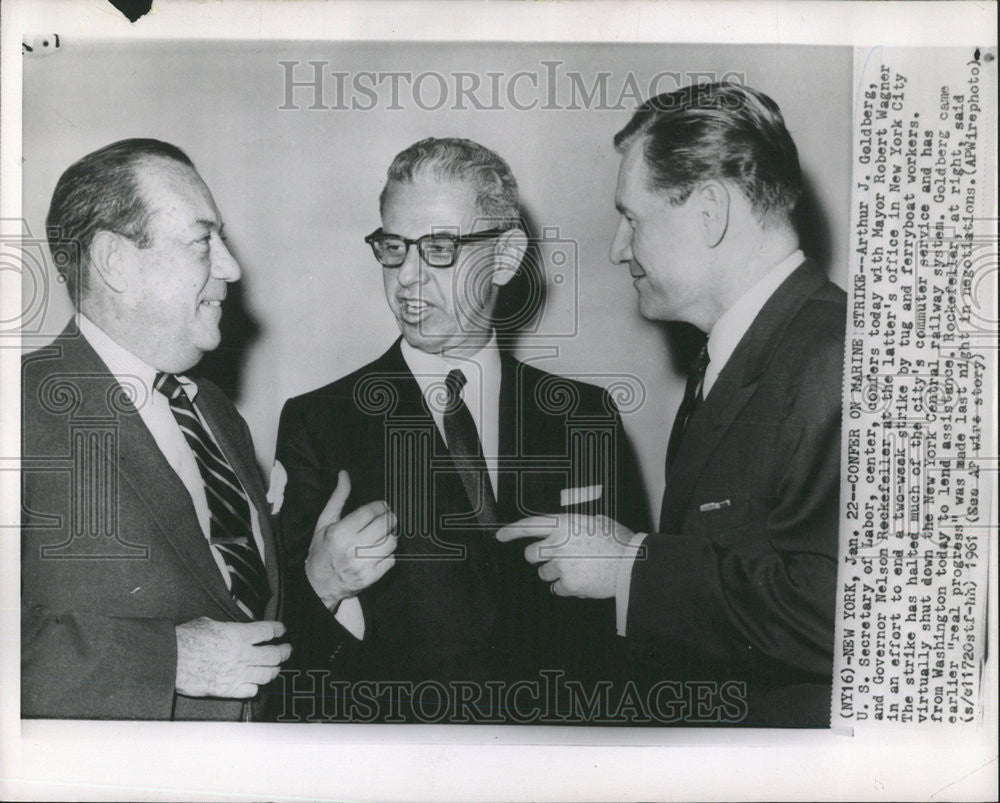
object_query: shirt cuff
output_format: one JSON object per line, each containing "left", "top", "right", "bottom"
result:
{"left": 334, "top": 596, "right": 365, "bottom": 640}
{"left": 616, "top": 532, "right": 647, "bottom": 637}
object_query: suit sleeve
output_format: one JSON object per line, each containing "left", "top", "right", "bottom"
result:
{"left": 274, "top": 398, "right": 360, "bottom": 675}
{"left": 626, "top": 332, "right": 841, "bottom": 677}
{"left": 21, "top": 603, "right": 178, "bottom": 719}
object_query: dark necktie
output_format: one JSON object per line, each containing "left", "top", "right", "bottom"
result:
{"left": 443, "top": 368, "right": 499, "bottom": 527}
{"left": 154, "top": 372, "right": 269, "bottom": 619}
{"left": 664, "top": 343, "right": 710, "bottom": 478}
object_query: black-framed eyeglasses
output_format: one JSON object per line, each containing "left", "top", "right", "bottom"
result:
{"left": 364, "top": 226, "right": 509, "bottom": 269}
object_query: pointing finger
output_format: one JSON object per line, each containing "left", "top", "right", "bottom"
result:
{"left": 496, "top": 516, "right": 558, "bottom": 542}
{"left": 315, "top": 470, "right": 352, "bottom": 531}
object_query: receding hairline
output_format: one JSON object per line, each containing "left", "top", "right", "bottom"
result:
{"left": 119, "top": 155, "right": 219, "bottom": 243}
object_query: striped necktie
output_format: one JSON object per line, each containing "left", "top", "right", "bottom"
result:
{"left": 154, "top": 372, "right": 269, "bottom": 619}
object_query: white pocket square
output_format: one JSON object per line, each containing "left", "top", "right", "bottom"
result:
{"left": 560, "top": 484, "right": 603, "bottom": 507}
{"left": 699, "top": 499, "right": 732, "bottom": 512}
{"left": 267, "top": 460, "right": 288, "bottom": 515}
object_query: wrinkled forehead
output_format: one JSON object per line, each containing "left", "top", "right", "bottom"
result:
{"left": 380, "top": 174, "right": 480, "bottom": 237}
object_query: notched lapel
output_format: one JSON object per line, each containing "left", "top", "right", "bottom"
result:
{"left": 110, "top": 395, "right": 245, "bottom": 620}
{"left": 662, "top": 261, "right": 826, "bottom": 530}
{"left": 739, "top": 260, "right": 827, "bottom": 386}
{"left": 35, "top": 327, "right": 245, "bottom": 620}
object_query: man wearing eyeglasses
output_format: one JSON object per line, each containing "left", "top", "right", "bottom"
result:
{"left": 272, "top": 137, "right": 648, "bottom": 723}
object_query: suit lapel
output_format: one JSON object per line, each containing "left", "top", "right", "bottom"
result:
{"left": 380, "top": 339, "right": 449, "bottom": 449}
{"left": 660, "top": 260, "right": 829, "bottom": 531}
{"left": 59, "top": 328, "right": 245, "bottom": 620}
{"left": 376, "top": 342, "right": 464, "bottom": 541}
{"left": 384, "top": 340, "right": 500, "bottom": 524}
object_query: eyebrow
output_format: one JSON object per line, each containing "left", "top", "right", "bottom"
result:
{"left": 193, "top": 218, "right": 225, "bottom": 236}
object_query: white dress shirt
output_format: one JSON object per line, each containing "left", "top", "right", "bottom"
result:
{"left": 399, "top": 334, "right": 502, "bottom": 496}
{"left": 334, "top": 334, "right": 504, "bottom": 640}
{"left": 614, "top": 250, "right": 805, "bottom": 635}
{"left": 78, "top": 314, "right": 266, "bottom": 593}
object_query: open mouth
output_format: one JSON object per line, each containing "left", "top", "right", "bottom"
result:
{"left": 398, "top": 298, "right": 430, "bottom": 318}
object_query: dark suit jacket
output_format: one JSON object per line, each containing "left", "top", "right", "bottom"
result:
{"left": 275, "top": 338, "right": 649, "bottom": 722}
{"left": 628, "top": 260, "right": 846, "bottom": 727}
{"left": 21, "top": 324, "right": 280, "bottom": 720}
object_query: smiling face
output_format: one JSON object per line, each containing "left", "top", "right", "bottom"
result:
{"left": 610, "top": 139, "right": 714, "bottom": 327}
{"left": 380, "top": 174, "right": 507, "bottom": 355}
{"left": 115, "top": 157, "right": 241, "bottom": 372}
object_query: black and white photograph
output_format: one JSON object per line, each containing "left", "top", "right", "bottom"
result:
{"left": 1, "top": 1, "right": 996, "bottom": 801}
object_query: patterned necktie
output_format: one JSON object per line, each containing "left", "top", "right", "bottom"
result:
{"left": 443, "top": 368, "right": 499, "bottom": 526}
{"left": 154, "top": 372, "right": 269, "bottom": 619}
{"left": 664, "top": 343, "right": 710, "bottom": 478}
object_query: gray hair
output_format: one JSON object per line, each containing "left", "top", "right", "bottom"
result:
{"left": 379, "top": 137, "right": 521, "bottom": 229}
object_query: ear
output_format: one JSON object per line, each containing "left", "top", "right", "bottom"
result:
{"left": 87, "top": 230, "right": 130, "bottom": 293}
{"left": 491, "top": 227, "right": 528, "bottom": 287}
{"left": 696, "top": 181, "right": 730, "bottom": 248}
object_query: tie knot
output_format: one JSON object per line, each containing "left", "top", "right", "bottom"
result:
{"left": 445, "top": 368, "right": 467, "bottom": 404}
{"left": 154, "top": 371, "right": 183, "bottom": 401}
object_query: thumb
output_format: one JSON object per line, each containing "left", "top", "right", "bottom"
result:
{"left": 315, "top": 470, "right": 351, "bottom": 531}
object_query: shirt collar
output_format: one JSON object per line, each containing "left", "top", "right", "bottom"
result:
{"left": 76, "top": 313, "right": 198, "bottom": 401}
{"left": 399, "top": 333, "right": 502, "bottom": 402}
{"left": 705, "top": 249, "right": 804, "bottom": 380}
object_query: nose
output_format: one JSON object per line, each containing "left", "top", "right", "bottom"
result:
{"left": 395, "top": 241, "right": 427, "bottom": 288}
{"left": 609, "top": 217, "right": 633, "bottom": 265}
{"left": 210, "top": 233, "right": 242, "bottom": 282}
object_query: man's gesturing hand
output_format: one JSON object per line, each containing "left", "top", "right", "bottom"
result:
{"left": 496, "top": 514, "right": 638, "bottom": 599}
{"left": 175, "top": 618, "right": 291, "bottom": 698}
{"left": 305, "top": 470, "right": 398, "bottom": 610}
